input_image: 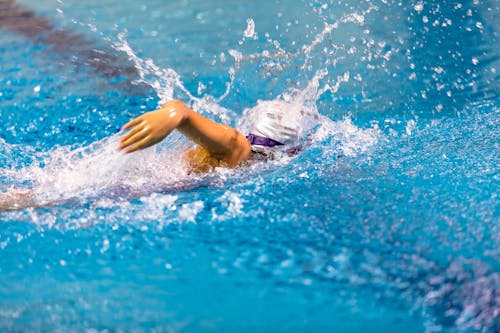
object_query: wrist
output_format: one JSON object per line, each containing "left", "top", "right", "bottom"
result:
{"left": 160, "top": 100, "right": 190, "bottom": 126}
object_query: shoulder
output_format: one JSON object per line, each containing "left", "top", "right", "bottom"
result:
{"left": 183, "top": 146, "right": 227, "bottom": 173}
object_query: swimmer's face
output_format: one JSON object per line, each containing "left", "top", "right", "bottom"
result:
{"left": 250, "top": 145, "right": 302, "bottom": 160}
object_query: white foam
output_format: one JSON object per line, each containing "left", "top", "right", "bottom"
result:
{"left": 178, "top": 201, "right": 204, "bottom": 223}
{"left": 212, "top": 191, "right": 245, "bottom": 221}
{"left": 1, "top": 133, "right": 191, "bottom": 208}
{"left": 314, "top": 117, "right": 380, "bottom": 157}
{"left": 1, "top": 15, "right": 384, "bottom": 213}
{"left": 237, "top": 69, "right": 379, "bottom": 158}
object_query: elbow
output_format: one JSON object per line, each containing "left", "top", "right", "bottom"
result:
{"left": 226, "top": 131, "right": 251, "bottom": 167}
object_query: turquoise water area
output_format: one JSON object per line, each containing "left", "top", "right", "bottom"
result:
{"left": 0, "top": 0, "right": 498, "bottom": 331}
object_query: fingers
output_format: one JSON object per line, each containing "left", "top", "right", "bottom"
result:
{"left": 121, "top": 117, "right": 143, "bottom": 131}
{"left": 120, "top": 120, "right": 146, "bottom": 144}
{"left": 123, "top": 135, "right": 157, "bottom": 154}
{"left": 119, "top": 123, "right": 150, "bottom": 151}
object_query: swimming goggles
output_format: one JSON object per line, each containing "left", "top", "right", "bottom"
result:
{"left": 246, "top": 133, "right": 284, "bottom": 148}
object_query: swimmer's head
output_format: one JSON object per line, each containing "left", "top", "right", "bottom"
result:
{"left": 247, "top": 101, "right": 302, "bottom": 153}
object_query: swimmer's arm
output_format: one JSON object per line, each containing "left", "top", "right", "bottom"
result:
{"left": 119, "top": 100, "right": 251, "bottom": 167}
{"left": 0, "top": 189, "right": 37, "bottom": 212}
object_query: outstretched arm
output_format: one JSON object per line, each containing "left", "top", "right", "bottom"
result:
{"left": 119, "top": 100, "right": 251, "bottom": 168}
{"left": 0, "top": 189, "right": 35, "bottom": 212}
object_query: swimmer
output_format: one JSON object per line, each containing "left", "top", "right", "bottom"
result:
{"left": 118, "top": 99, "right": 301, "bottom": 172}
{"left": 0, "top": 99, "right": 302, "bottom": 211}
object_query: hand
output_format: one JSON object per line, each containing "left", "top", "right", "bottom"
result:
{"left": 119, "top": 100, "right": 189, "bottom": 153}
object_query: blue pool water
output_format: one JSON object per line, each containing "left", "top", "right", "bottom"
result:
{"left": 0, "top": 0, "right": 498, "bottom": 331}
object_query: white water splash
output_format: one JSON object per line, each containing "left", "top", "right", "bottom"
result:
{"left": 114, "top": 31, "right": 191, "bottom": 105}
{"left": 0, "top": 8, "right": 382, "bottom": 214}
{"left": 0, "top": 133, "right": 191, "bottom": 209}
{"left": 243, "top": 18, "right": 258, "bottom": 40}
{"left": 178, "top": 201, "right": 204, "bottom": 223}
{"left": 314, "top": 117, "right": 380, "bottom": 157}
{"left": 115, "top": 31, "right": 237, "bottom": 123}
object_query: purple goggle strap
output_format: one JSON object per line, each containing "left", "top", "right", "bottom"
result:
{"left": 246, "top": 133, "right": 284, "bottom": 147}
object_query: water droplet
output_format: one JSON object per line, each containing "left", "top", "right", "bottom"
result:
{"left": 405, "top": 119, "right": 416, "bottom": 136}
{"left": 243, "top": 18, "right": 258, "bottom": 40}
{"left": 433, "top": 67, "right": 444, "bottom": 74}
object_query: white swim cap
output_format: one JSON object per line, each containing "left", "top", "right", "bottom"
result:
{"left": 248, "top": 101, "right": 301, "bottom": 151}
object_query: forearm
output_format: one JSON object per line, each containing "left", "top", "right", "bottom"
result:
{"left": 119, "top": 100, "right": 251, "bottom": 167}
{"left": 177, "top": 108, "right": 251, "bottom": 167}
{"left": 0, "top": 189, "right": 35, "bottom": 212}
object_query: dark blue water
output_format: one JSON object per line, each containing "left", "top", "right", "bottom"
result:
{"left": 0, "top": 0, "right": 498, "bottom": 332}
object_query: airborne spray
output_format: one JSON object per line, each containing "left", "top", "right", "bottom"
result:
{"left": 1, "top": 3, "right": 379, "bottom": 211}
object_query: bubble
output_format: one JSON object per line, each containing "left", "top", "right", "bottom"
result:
{"left": 414, "top": 3, "right": 424, "bottom": 12}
